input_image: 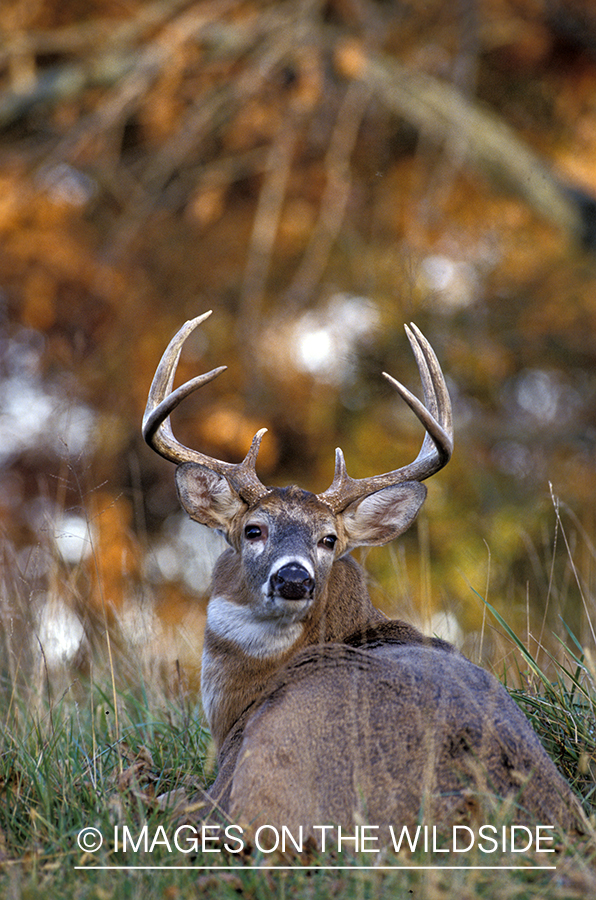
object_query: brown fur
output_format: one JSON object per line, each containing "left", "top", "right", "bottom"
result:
{"left": 219, "top": 641, "right": 584, "bottom": 836}
{"left": 203, "top": 554, "right": 392, "bottom": 746}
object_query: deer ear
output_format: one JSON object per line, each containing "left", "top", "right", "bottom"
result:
{"left": 175, "top": 463, "right": 247, "bottom": 533}
{"left": 341, "top": 482, "right": 427, "bottom": 550}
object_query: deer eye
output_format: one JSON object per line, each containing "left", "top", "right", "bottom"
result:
{"left": 319, "top": 534, "right": 337, "bottom": 550}
{"left": 244, "top": 524, "right": 266, "bottom": 541}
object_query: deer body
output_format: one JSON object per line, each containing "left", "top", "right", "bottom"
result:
{"left": 143, "top": 313, "right": 584, "bottom": 839}
{"left": 221, "top": 640, "right": 581, "bottom": 834}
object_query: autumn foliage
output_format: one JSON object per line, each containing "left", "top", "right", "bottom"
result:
{"left": 2, "top": 0, "right": 596, "bottom": 674}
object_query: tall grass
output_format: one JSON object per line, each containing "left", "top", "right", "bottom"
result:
{"left": 1, "top": 498, "right": 596, "bottom": 899}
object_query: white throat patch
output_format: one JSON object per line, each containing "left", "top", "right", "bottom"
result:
{"left": 206, "top": 595, "right": 305, "bottom": 659}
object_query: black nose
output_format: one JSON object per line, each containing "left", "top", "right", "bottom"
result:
{"left": 270, "top": 563, "right": 315, "bottom": 600}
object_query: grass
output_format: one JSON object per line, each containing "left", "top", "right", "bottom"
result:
{"left": 2, "top": 633, "right": 596, "bottom": 898}
{"left": 2, "top": 510, "right": 596, "bottom": 898}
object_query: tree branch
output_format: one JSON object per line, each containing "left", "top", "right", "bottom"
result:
{"left": 336, "top": 41, "right": 594, "bottom": 248}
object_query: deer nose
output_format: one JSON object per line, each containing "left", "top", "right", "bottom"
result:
{"left": 270, "top": 563, "right": 315, "bottom": 600}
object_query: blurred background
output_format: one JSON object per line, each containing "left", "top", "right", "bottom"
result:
{"left": 1, "top": 0, "right": 596, "bottom": 689}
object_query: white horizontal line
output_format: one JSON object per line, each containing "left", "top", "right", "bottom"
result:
{"left": 74, "top": 865, "right": 557, "bottom": 871}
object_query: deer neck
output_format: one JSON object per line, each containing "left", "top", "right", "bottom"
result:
{"left": 201, "top": 553, "right": 384, "bottom": 748}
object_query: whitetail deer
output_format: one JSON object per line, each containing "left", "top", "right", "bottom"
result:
{"left": 143, "top": 311, "right": 583, "bottom": 840}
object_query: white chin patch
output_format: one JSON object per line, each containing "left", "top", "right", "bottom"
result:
{"left": 206, "top": 595, "right": 305, "bottom": 659}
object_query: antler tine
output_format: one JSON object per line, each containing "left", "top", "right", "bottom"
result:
{"left": 384, "top": 322, "right": 452, "bottom": 467}
{"left": 142, "top": 312, "right": 270, "bottom": 504}
{"left": 318, "top": 324, "right": 453, "bottom": 514}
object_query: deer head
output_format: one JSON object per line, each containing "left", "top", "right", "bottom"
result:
{"left": 143, "top": 312, "right": 452, "bottom": 744}
{"left": 144, "top": 313, "right": 451, "bottom": 602}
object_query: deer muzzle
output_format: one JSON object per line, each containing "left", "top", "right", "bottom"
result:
{"left": 269, "top": 563, "right": 315, "bottom": 601}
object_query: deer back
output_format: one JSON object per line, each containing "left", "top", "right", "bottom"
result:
{"left": 221, "top": 640, "right": 584, "bottom": 836}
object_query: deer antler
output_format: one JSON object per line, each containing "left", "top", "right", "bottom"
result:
{"left": 144, "top": 315, "right": 452, "bottom": 512}
{"left": 142, "top": 311, "right": 269, "bottom": 505}
{"left": 317, "top": 323, "right": 453, "bottom": 513}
